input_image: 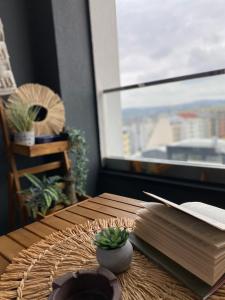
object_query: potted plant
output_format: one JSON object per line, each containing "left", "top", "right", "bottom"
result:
{"left": 21, "top": 174, "right": 70, "bottom": 219}
{"left": 94, "top": 227, "right": 133, "bottom": 274}
{"left": 6, "top": 102, "right": 39, "bottom": 146}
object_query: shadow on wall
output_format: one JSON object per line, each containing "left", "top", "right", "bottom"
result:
{"left": 0, "top": 130, "right": 9, "bottom": 235}
{"left": 0, "top": 0, "right": 36, "bottom": 235}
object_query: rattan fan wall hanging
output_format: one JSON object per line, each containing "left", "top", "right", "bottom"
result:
{"left": 7, "top": 83, "right": 65, "bottom": 136}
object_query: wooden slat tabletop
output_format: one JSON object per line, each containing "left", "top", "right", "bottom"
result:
{"left": 0, "top": 193, "right": 144, "bottom": 274}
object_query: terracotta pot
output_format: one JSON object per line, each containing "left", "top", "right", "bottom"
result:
{"left": 96, "top": 240, "right": 133, "bottom": 274}
{"left": 48, "top": 267, "right": 121, "bottom": 300}
{"left": 14, "top": 131, "right": 35, "bottom": 146}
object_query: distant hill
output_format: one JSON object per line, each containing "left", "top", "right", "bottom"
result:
{"left": 122, "top": 99, "right": 225, "bottom": 120}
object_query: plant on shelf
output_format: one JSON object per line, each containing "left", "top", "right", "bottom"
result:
{"left": 65, "top": 128, "right": 88, "bottom": 197}
{"left": 94, "top": 227, "right": 133, "bottom": 274}
{"left": 21, "top": 174, "right": 70, "bottom": 219}
{"left": 5, "top": 102, "right": 39, "bottom": 146}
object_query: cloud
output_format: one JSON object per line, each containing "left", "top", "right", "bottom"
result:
{"left": 115, "top": 0, "right": 225, "bottom": 107}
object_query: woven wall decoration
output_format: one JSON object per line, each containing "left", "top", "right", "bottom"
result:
{"left": 8, "top": 83, "right": 65, "bottom": 136}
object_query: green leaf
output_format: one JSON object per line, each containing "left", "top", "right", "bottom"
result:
{"left": 43, "top": 193, "right": 52, "bottom": 207}
{"left": 24, "top": 174, "right": 44, "bottom": 189}
{"left": 93, "top": 227, "right": 129, "bottom": 250}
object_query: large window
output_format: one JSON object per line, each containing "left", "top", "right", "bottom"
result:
{"left": 103, "top": 0, "right": 225, "bottom": 174}
{"left": 90, "top": 0, "right": 225, "bottom": 184}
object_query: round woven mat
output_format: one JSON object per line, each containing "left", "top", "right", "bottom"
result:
{"left": 0, "top": 218, "right": 224, "bottom": 300}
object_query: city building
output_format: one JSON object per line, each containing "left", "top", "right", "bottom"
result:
{"left": 167, "top": 138, "right": 225, "bottom": 164}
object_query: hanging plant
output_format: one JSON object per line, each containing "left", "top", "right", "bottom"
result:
{"left": 65, "top": 128, "right": 89, "bottom": 196}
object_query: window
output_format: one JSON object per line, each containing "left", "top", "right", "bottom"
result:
{"left": 90, "top": 0, "right": 225, "bottom": 185}
{"left": 104, "top": 73, "right": 225, "bottom": 169}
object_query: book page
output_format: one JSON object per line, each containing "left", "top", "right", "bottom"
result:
{"left": 137, "top": 206, "right": 225, "bottom": 259}
{"left": 143, "top": 203, "right": 225, "bottom": 248}
{"left": 144, "top": 191, "right": 225, "bottom": 231}
{"left": 134, "top": 219, "right": 216, "bottom": 284}
{"left": 181, "top": 202, "right": 225, "bottom": 226}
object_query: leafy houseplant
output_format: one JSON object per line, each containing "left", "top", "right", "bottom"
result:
{"left": 65, "top": 128, "right": 88, "bottom": 197}
{"left": 21, "top": 174, "right": 69, "bottom": 219}
{"left": 94, "top": 227, "right": 133, "bottom": 274}
{"left": 6, "top": 102, "right": 39, "bottom": 146}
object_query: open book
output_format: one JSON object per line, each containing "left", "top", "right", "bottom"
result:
{"left": 130, "top": 233, "right": 225, "bottom": 300}
{"left": 144, "top": 191, "right": 225, "bottom": 230}
{"left": 133, "top": 192, "right": 225, "bottom": 289}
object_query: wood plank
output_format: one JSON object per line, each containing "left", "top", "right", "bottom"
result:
{"left": 100, "top": 193, "right": 144, "bottom": 207}
{"left": 17, "top": 161, "right": 64, "bottom": 177}
{"left": 0, "top": 255, "right": 9, "bottom": 275}
{"left": 56, "top": 210, "right": 88, "bottom": 224}
{"left": 25, "top": 221, "right": 56, "bottom": 238}
{"left": 68, "top": 205, "right": 112, "bottom": 220}
{"left": 41, "top": 216, "right": 74, "bottom": 230}
{"left": 79, "top": 201, "right": 136, "bottom": 219}
{"left": 91, "top": 197, "right": 140, "bottom": 214}
{"left": 0, "top": 236, "right": 24, "bottom": 261}
{"left": 7, "top": 228, "right": 41, "bottom": 248}
{"left": 12, "top": 141, "right": 69, "bottom": 157}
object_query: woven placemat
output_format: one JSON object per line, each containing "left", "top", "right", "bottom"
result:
{"left": 0, "top": 218, "right": 224, "bottom": 300}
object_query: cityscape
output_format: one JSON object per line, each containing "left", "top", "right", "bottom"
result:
{"left": 122, "top": 99, "right": 225, "bottom": 165}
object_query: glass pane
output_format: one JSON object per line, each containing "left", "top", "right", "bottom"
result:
{"left": 116, "top": 0, "right": 225, "bottom": 85}
{"left": 104, "top": 74, "right": 225, "bottom": 166}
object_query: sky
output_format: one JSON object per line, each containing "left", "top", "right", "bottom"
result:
{"left": 115, "top": 0, "right": 225, "bottom": 108}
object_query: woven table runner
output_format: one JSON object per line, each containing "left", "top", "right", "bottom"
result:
{"left": 0, "top": 218, "right": 224, "bottom": 300}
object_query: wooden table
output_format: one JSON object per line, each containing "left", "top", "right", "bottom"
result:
{"left": 0, "top": 193, "right": 144, "bottom": 275}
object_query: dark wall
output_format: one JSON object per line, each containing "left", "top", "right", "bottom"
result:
{"left": 0, "top": 0, "right": 35, "bottom": 84}
{"left": 0, "top": 0, "right": 36, "bottom": 235}
{"left": 98, "top": 170, "right": 225, "bottom": 209}
{"left": 0, "top": 0, "right": 100, "bottom": 234}
{"left": 26, "top": 0, "right": 60, "bottom": 93}
{"left": 51, "top": 0, "right": 100, "bottom": 194}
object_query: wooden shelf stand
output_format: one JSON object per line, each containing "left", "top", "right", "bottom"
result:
{"left": 12, "top": 140, "right": 69, "bottom": 157}
{"left": 0, "top": 97, "right": 71, "bottom": 229}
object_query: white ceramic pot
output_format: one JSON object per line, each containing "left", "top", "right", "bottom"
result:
{"left": 96, "top": 240, "right": 133, "bottom": 274}
{"left": 14, "top": 131, "right": 35, "bottom": 146}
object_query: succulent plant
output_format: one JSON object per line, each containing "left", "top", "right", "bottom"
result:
{"left": 94, "top": 227, "right": 129, "bottom": 250}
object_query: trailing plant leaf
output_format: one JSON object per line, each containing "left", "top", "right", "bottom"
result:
{"left": 65, "top": 127, "right": 88, "bottom": 196}
{"left": 94, "top": 227, "right": 129, "bottom": 250}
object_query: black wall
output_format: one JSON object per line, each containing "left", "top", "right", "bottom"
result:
{"left": 26, "top": 0, "right": 60, "bottom": 93}
{"left": 0, "top": 0, "right": 35, "bottom": 235}
{"left": 0, "top": 0, "right": 35, "bottom": 83}
{"left": 98, "top": 170, "right": 225, "bottom": 209}
{"left": 51, "top": 0, "right": 100, "bottom": 194}
{"left": 0, "top": 0, "right": 100, "bottom": 235}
